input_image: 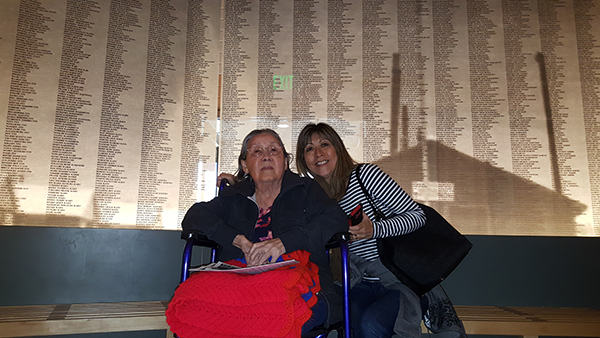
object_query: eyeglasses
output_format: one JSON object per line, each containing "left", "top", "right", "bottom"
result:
{"left": 246, "top": 144, "right": 283, "bottom": 158}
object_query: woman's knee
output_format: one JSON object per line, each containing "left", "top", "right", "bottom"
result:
{"left": 356, "top": 307, "right": 396, "bottom": 338}
{"left": 354, "top": 292, "right": 400, "bottom": 338}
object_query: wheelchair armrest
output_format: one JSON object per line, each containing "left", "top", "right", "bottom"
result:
{"left": 325, "top": 231, "right": 352, "bottom": 249}
{"left": 181, "top": 229, "right": 220, "bottom": 249}
{"left": 180, "top": 230, "right": 220, "bottom": 283}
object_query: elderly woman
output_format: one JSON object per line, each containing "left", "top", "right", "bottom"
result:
{"left": 179, "top": 128, "right": 348, "bottom": 335}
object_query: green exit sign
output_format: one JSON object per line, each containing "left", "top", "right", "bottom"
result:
{"left": 273, "top": 75, "right": 294, "bottom": 90}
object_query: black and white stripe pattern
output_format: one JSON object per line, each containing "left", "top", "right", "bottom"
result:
{"left": 339, "top": 163, "right": 426, "bottom": 261}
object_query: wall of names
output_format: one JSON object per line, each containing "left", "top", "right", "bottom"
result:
{"left": 1, "top": 0, "right": 599, "bottom": 236}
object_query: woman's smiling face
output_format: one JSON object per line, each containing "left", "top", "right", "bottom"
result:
{"left": 303, "top": 133, "right": 338, "bottom": 183}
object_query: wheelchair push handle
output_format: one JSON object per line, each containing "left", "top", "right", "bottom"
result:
{"left": 218, "top": 177, "right": 229, "bottom": 191}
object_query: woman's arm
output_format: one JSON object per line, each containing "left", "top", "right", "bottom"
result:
{"left": 275, "top": 178, "right": 348, "bottom": 254}
{"left": 359, "top": 163, "right": 426, "bottom": 238}
{"left": 182, "top": 196, "right": 246, "bottom": 250}
{"left": 303, "top": 179, "right": 349, "bottom": 247}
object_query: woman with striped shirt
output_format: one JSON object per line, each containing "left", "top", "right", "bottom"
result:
{"left": 295, "top": 122, "right": 427, "bottom": 338}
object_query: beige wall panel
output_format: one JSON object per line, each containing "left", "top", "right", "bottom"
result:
{"left": 0, "top": 0, "right": 221, "bottom": 229}
{"left": 1, "top": 0, "right": 599, "bottom": 236}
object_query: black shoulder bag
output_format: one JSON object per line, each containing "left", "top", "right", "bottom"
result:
{"left": 354, "top": 165, "right": 473, "bottom": 296}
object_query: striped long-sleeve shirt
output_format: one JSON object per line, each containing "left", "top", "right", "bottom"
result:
{"left": 338, "top": 163, "right": 426, "bottom": 261}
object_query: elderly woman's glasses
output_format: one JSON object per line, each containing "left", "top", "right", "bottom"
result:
{"left": 247, "top": 144, "right": 283, "bottom": 158}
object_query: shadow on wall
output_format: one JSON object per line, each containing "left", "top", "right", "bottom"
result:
{"left": 375, "top": 139, "right": 587, "bottom": 236}
{"left": 373, "top": 52, "right": 588, "bottom": 236}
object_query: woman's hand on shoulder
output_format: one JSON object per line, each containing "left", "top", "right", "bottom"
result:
{"left": 349, "top": 211, "right": 374, "bottom": 241}
{"left": 217, "top": 173, "right": 237, "bottom": 187}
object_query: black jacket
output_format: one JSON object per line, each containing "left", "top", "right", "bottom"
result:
{"left": 182, "top": 170, "right": 348, "bottom": 323}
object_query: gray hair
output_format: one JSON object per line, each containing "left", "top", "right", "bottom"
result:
{"left": 235, "top": 129, "right": 292, "bottom": 180}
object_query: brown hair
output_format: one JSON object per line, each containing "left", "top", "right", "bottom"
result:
{"left": 235, "top": 129, "right": 292, "bottom": 180}
{"left": 296, "top": 123, "right": 357, "bottom": 200}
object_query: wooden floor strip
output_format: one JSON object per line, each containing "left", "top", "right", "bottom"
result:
{"left": 2, "top": 303, "right": 600, "bottom": 337}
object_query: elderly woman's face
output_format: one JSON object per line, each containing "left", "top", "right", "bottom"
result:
{"left": 241, "top": 133, "right": 288, "bottom": 184}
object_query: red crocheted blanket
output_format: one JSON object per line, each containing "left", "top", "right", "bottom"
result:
{"left": 166, "top": 250, "right": 320, "bottom": 338}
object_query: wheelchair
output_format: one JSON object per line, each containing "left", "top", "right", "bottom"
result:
{"left": 178, "top": 230, "right": 352, "bottom": 338}
{"left": 172, "top": 179, "right": 352, "bottom": 338}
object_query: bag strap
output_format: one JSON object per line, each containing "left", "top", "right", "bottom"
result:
{"left": 353, "top": 164, "right": 385, "bottom": 221}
